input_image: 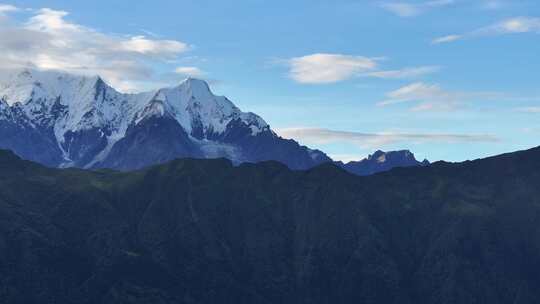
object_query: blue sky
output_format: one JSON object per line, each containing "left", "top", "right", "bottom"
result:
{"left": 2, "top": 0, "right": 540, "bottom": 162}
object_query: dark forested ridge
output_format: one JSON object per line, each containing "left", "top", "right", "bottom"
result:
{"left": 1, "top": 147, "right": 540, "bottom": 304}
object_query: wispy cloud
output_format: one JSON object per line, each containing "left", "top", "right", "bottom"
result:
{"left": 515, "top": 107, "right": 540, "bottom": 113}
{"left": 288, "top": 53, "right": 378, "bottom": 84}
{"left": 433, "top": 17, "right": 540, "bottom": 44}
{"left": 380, "top": 0, "right": 454, "bottom": 17}
{"left": 482, "top": 0, "right": 506, "bottom": 10}
{"left": 174, "top": 66, "right": 205, "bottom": 78}
{"left": 0, "top": 7, "right": 198, "bottom": 92}
{"left": 277, "top": 127, "right": 499, "bottom": 149}
{"left": 285, "top": 53, "right": 438, "bottom": 84}
{"left": 364, "top": 66, "right": 441, "bottom": 79}
{"left": 378, "top": 82, "right": 503, "bottom": 111}
{"left": 0, "top": 3, "right": 18, "bottom": 14}
{"left": 379, "top": 82, "right": 459, "bottom": 111}
{"left": 432, "top": 34, "right": 462, "bottom": 44}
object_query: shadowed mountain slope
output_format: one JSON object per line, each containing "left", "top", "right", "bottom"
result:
{"left": 1, "top": 147, "right": 540, "bottom": 303}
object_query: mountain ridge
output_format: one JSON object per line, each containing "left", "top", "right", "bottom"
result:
{"left": 1, "top": 146, "right": 540, "bottom": 303}
{"left": 0, "top": 68, "right": 331, "bottom": 170}
{"left": 0, "top": 69, "right": 429, "bottom": 174}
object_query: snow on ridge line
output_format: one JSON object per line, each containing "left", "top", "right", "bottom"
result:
{"left": 0, "top": 69, "right": 269, "bottom": 136}
{"left": 0, "top": 69, "right": 271, "bottom": 165}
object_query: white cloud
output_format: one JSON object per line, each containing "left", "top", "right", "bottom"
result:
{"left": 380, "top": 0, "right": 454, "bottom": 17}
{"left": 378, "top": 82, "right": 459, "bottom": 111}
{"left": 288, "top": 53, "right": 378, "bottom": 84}
{"left": 285, "top": 54, "right": 438, "bottom": 84}
{"left": 0, "top": 7, "right": 196, "bottom": 92}
{"left": 432, "top": 34, "right": 462, "bottom": 44}
{"left": 0, "top": 3, "right": 17, "bottom": 14}
{"left": 119, "top": 36, "right": 188, "bottom": 56}
{"left": 277, "top": 127, "right": 498, "bottom": 149}
{"left": 433, "top": 17, "right": 540, "bottom": 44}
{"left": 174, "top": 66, "right": 205, "bottom": 78}
{"left": 365, "top": 66, "right": 440, "bottom": 79}
{"left": 378, "top": 82, "right": 506, "bottom": 111}
{"left": 492, "top": 17, "right": 540, "bottom": 34}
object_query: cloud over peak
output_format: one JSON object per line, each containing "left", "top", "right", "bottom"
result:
{"left": 174, "top": 66, "right": 205, "bottom": 78}
{"left": 0, "top": 6, "right": 195, "bottom": 92}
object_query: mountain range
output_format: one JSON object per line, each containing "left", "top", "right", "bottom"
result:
{"left": 1, "top": 146, "right": 539, "bottom": 303}
{"left": 0, "top": 69, "right": 427, "bottom": 174}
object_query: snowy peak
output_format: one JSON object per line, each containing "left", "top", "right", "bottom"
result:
{"left": 0, "top": 69, "right": 109, "bottom": 106}
{"left": 0, "top": 69, "right": 425, "bottom": 175}
{"left": 0, "top": 69, "right": 269, "bottom": 138}
{"left": 178, "top": 77, "right": 214, "bottom": 99}
{"left": 0, "top": 69, "right": 126, "bottom": 138}
{"left": 146, "top": 77, "right": 269, "bottom": 136}
{"left": 0, "top": 69, "right": 276, "bottom": 168}
{"left": 339, "top": 150, "right": 429, "bottom": 176}
{"left": 368, "top": 150, "right": 415, "bottom": 163}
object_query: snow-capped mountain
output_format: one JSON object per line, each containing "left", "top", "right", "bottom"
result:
{"left": 337, "top": 150, "right": 429, "bottom": 176}
{"left": 0, "top": 69, "right": 331, "bottom": 170}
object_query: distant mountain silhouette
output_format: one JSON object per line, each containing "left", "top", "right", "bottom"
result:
{"left": 337, "top": 150, "right": 429, "bottom": 176}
